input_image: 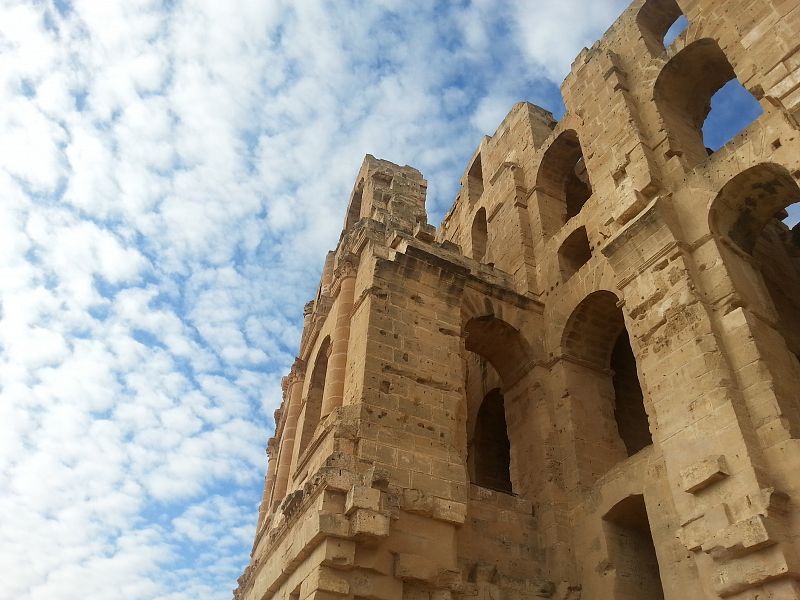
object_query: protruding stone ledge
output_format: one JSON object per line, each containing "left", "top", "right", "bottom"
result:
{"left": 400, "top": 489, "right": 467, "bottom": 525}
{"left": 680, "top": 454, "right": 729, "bottom": 493}
{"left": 395, "top": 553, "right": 461, "bottom": 590}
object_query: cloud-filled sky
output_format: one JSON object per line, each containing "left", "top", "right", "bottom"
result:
{"left": 0, "top": 2, "right": 796, "bottom": 599}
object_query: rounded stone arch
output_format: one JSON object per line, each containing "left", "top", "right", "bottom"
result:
{"left": 708, "top": 163, "right": 800, "bottom": 389}
{"left": 460, "top": 288, "right": 534, "bottom": 341}
{"left": 653, "top": 36, "right": 762, "bottom": 167}
{"left": 636, "top": 0, "right": 684, "bottom": 56}
{"left": 470, "top": 207, "right": 488, "bottom": 263}
{"left": 708, "top": 163, "right": 800, "bottom": 254}
{"left": 560, "top": 290, "right": 626, "bottom": 368}
{"left": 544, "top": 256, "right": 619, "bottom": 352}
{"left": 463, "top": 315, "right": 535, "bottom": 387}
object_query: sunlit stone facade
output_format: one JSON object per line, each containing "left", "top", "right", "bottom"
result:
{"left": 236, "top": 0, "right": 800, "bottom": 598}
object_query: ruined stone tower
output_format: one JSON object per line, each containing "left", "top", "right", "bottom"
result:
{"left": 235, "top": 0, "right": 800, "bottom": 598}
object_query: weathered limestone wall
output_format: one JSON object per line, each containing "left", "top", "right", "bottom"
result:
{"left": 238, "top": 1, "right": 800, "bottom": 599}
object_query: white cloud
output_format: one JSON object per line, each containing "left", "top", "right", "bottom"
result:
{"left": 0, "top": 0, "right": 627, "bottom": 598}
{"left": 510, "top": 0, "right": 631, "bottom": 81}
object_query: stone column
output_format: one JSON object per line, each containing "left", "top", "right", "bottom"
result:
{"left": 271, "top": 360, "right": 305, "bottom": 510}
{"left": 298, "top": 301, "right": 315, "bottom": 352}
{"left": 256, "top": 437, "right": 278, "bottom": 531}
{"left": 321, "top": 260, "right": 357, "bottom": 418}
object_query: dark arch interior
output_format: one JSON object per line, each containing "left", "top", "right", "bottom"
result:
{"left": 558, "top": 226, "right": 592, "bottom": 281}
{"left": 468, "top": 153, "right": 484, "bottom": 203}
{"left": 603, "top": 495, "right": 665, "bottom": 599}
{"left": 612, "top": 331, "right": 652, "bottom": 456}
{"left": 471, "top": 208, "right": 488, "bottom": 263}
{"left": 471, "top": 388, "right": 512, "bottom": 493}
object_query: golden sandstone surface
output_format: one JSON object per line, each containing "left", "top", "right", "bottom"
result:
{"left": 237, "top": 0, "right": 800, "bottom": 598}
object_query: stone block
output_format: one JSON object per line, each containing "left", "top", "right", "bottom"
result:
{"left": 349, "top": 509, "right": 390, "bottom": 540}
{"left": 345, "top": 485, "right": 382, "bottom": 515}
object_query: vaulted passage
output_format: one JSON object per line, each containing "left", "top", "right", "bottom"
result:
{"left": 710, "top": 164, "right": 800, "bottom": 435}
{"left": 462, "top": 315, "right": 537, "bottom": 495}
{"left": 562, "top": 292, "right": 652, "bottom": 481}
{"left": 711, "top": 164, "right": 800, "bottom": 360}
{"left": 604, "top": 495, "right": 665, "bottom": 600}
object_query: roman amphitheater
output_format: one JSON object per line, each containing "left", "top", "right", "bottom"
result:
{"left": 236, "top": 0, "right": 800, "bottom": 598}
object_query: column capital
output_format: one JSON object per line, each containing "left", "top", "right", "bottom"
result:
{"left": 266, "top": 437, "right": 278, "bottom": 458}
{"left": 334, "top": 255, "right": 358, "bottom": 280}
{"left": 289, "top": 358, "right": 306, "bottom": 382}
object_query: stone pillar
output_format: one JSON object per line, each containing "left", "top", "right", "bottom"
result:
{"left": 321, "top": 260, "right": 357, "bottom": 418}
{"left": 256, "top": 437, "right": 278, "bottom": 531}
{"left": 271, "top": 360, "right": 305, "bottom": 510}
{"left": 299, "top": 301, "right": 315, "bottom": 351}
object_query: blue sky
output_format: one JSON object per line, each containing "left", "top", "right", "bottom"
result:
{"left": 0, "top": 2, "right": 796, "bottom": 599}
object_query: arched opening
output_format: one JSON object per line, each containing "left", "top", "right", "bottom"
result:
{"left": 710, "top": 164, "right": 800, "bottom": 365}
{"left": 467, "top": 153, "right": 484, "bottom": 204}
{"left": 536, "top": 130, "right": 592, "bottom": 237}
{"left": 471, "top": 388, "right": 512, "bottom": 493}
{"left": 703, "top": 80, "right": 764, "bottom": 152}
{"left": 471, "top": 208, "right": 488, "bottom": 263}
{"left": 654, "top": 39, "right": 763, "bottom": 167}
{"left": 297, "top": 336, "right": 330, "bottom": 455}
{"left": 557, "top": 226, "right": 592, "bottom": 281}
{"left": 663, "top": 15, "right": 688, "bottom": 47}
{"left": 637, "top": 0, "right": 686, "bottom": 53}
{"left": 603, "top": 495, "right": 665, "bottom": 599}
{"left": 462, "top": 315, "right": 536, "bottom": 496}
{"left": 561, "top": 291, "right": 651, "bottom": 480}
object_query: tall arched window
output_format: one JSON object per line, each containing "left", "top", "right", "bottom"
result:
{"left": 471, "top": 208, "right": 488, "bottom": 263}
{"left": 536, "top": 130, "right": 592, "bottom": 237}
{"left": 470, "top": 388, "right": 511, "bottom": 493}
{"left": 297, "top": 336, "right": 330, "bottom": 455}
